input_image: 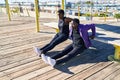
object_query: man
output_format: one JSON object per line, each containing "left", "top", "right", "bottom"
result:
{"left": 34, "top": 9, "right": 72, "bottom": 57}
{"left": 41, "top": 18, "right": 96, "bottom": 67}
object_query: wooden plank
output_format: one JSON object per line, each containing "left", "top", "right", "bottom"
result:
{"left": 1, "top": 40, "right": 68, "bottom": 59}
{"left": 0, "top": 40, "right": 69, "bottom": 70}
{"left": 1, "top": 12, "right": 119, "bottom": 80}
{"left": 30, "top": 68, "right": 62, "bottom": 80}
{"left": 0, "top": 41, "right": 70, "bottom": 78}
{"left": 66, "top": 63, "right": 113, "bottom": 80}
{"left": 0, "top": 22, "right": 53, "bottom": 35}
{"left": 0, "top": 38, "right": 70, "bottom": 70}
{"left": 0, "top": 16, "right": 56, "bottom": 34}
{"left": 0, "top": 28, "right": 34, "bottom": 39}
{"left": 30, "top": 49, "right": 97, "bottom": 80}
{"left": 0, "top": 59, "right": 47, "bottom": 80}
{"left": 0, "top": 24, "right": 55, "bottom": 39}
{"left": 0, "top": 38, "right": 49, "bottom": 56}
{"left": 48, "top": 64, "right": 94, "bottom": 80}
{"left": 0, "top": 24, "right": 54, "bottom": 37}
{"left": 0, "top": 39, "right": 51, "bottom": 59}
{"left": 0, "top": 37, "right": 70, "bottom": 59}
{"left": 12, "top": 66, "right": 54, "bottom": 80}
{"left": 0, "top": 56, "right": 38, "bottom": 72}
{"left": 0, "top": 32, "right": 52, "bottom": 46}
{"left": 49, "top": 63, "right": 113, "bottom": 80}
{"left": 2, "top": 42, "right": 68, "bottom": 79}
{"left": 48, "top": 49, "right": 113, "bottom": 80}
{"left": 0, "top": 59, "right": 43, "bottom": 77}
{"left": 113, "top": 73, "right": 120, "bottom": 80}
{"left": 0, "top": 16, "right": 34, "bottom": 27}
{"left": 0, "top": 35, "right": 52, "bottom": 50}
{"left": 0, "top": 40, "right": 50, "bottom": 67}
{"left": 85, "top": 63, "right": 120, "bottom": 80}
{"left": 43, "top": 22, "right": 58, "bottom": 29}
{"left": 104, "top": 68, "right": 120, "bottom": 80}
{"left": 0, "top": 23, "right": 35, "bottom": 34}
{"left": 30, "top": 39, "right": 111, "bottom": 80}
{"left": 0, "top": 49, "right": 34, "bottom": 68}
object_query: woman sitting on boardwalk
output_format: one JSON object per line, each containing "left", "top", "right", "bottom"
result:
{"left": 34, "top": 9, "right": 72, "bottom": 56}
{"left": 41, "top": 18, "right": 96, "bottom": 67}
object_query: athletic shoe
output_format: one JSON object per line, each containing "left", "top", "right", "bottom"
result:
{"left": 41, "top": 54, "right": 48, "bottom": 64}
{"left": 33, "top": 47, "right": 42, "bottom": 57}
{"left": 48, "top": 57, "right": 56, "bottom": 67}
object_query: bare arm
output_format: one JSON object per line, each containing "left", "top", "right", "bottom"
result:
{"left": 64, "top": 17, "right": 73, "bottom": 24}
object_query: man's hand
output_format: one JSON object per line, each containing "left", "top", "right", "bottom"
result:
{"left": 89, "top": 35, "right": 95, "bottom": 39}
{"left": 65, "top": 18, "right": 72, "bottom": 24}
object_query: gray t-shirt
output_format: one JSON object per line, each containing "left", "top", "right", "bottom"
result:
{"left": 72, "top": 28, "right": 85, "bottom": 47}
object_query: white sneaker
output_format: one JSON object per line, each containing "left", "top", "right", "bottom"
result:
{"left": 48, "top": 57, "right": 56, "bottom": 67}
{"left": 33, "top": 47, "right": 42, "bottom": 56}
{"left": 41, "top": 54, "right": 48, "bottom": 64}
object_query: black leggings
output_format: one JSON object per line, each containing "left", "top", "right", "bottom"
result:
{"left": 41, "top": 33, "right": 68, "bottom": 54}
{"left": 51, "top": 44, "right": 87, "bottom": 64}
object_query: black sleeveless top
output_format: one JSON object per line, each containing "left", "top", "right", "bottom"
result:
{"left": 58, "top": 17, "right": 69, "bottom": 36}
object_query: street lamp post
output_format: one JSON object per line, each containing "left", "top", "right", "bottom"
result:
{"left": 78, "top": 6, "right": 80, "bottom": 20}
{"left": 105, "top": 6, "right": 108, "bottom": 22}
{"left": 61, "top": 0, "right": 66, "bottom": 15}
{"left": 5, "top": 0, "right": 11, "bottom": 21}
{"left": 34, "top": 0, "right": 40, "bottom": 32}
{"left": 91, "top": 0, "right": 93, "bottom": 21}
{"left": 61, "top": 0, "right": 64, "bottom": 10}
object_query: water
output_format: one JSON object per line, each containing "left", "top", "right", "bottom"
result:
{"left": 0, "top": 4, "right": 5, "bottom": 7}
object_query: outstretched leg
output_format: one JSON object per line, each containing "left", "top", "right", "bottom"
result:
{"left": 42, "top": 33, "right": 68, "bottom": 54}
{"left": 56, "top": 46, "right": 86, "bottom": 65}
{"left": 40, "top": 33, "right": 59, "bottom": 50}
{"left": 34, "top": 33, "right": 59, "bottom": 56}
{"left": 51, "top": 44, "right": 73, "bottom": 59}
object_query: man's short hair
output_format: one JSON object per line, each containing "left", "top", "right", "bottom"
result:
{"left": 73, "top": 18, "right": 80, "bottom": 24}
{"left": 58, "top": 9, "right": 64, "bottom": 15}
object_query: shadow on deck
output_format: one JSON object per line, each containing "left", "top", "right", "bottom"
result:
{"left": 45, "top": 39, "right": 114, "bottom": 74}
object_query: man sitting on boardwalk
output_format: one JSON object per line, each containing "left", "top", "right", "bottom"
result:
{"left": 34, "top": 9, "right": 72, "bottom": 56}
{"left": 41, "top": 18, "right": 96, "bottom": 67}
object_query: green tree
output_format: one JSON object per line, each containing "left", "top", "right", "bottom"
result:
{"left": 86, "top": 1, "right": 94, "bottom": 7}
{"left": 85, "top": 1, "right": 94, "bottom": 20}
{"left": 114, "top": 13, "right": 120, "bottom": 22}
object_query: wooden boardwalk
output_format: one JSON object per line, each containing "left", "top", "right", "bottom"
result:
{"left": 0, "top": 13, "right": 120, "bottom": 80}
